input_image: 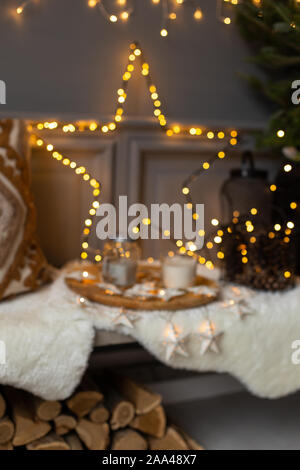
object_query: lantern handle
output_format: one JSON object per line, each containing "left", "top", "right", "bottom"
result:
{"left": 241, "top": 150, "right": 255, "bottom": 176}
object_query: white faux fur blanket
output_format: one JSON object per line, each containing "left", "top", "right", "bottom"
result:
{"left": 0, "top": 263, "right": 299, "bottom": 400}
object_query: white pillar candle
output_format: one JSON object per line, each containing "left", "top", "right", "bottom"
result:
{"left": 162, "top": 255, "right": 196, "bottom": 289}
{"left": 104, "top": 259, "right": 137, "bottom": 287}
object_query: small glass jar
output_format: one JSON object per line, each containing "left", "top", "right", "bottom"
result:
{"left": 102, "top": 238, "right": 141, "bottom": 287}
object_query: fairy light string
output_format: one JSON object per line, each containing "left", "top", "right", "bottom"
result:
{"left": 29, "top": 42, "right": 241, "bottom": 141}
{"left": 30, "top": 42, "right": 242, "bottom": 265}
{"left": 181, "top": 133, "right": 297, "bottom": 278}
{"left": 15, "top": 0, "right": 300, "bottom": 32}
{"left": 15, "top": 0, "right": 238, "bottom": 33}
{"left": 31, "top": 134, "right": 102, "bottom": 262}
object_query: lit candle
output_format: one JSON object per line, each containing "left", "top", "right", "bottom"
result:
{"left": 162, "top": 255, "right": 196, "bottom": 289}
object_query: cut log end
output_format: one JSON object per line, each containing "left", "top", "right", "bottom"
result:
{"left": 110, "top": 401, "right": 135, "bottom": 431}
{"left": 76, "top": 419, "right": 109, "bottom": 450}
{"left": 13, "top": 421, "right": 51, "bottom": 447}
{"left": 0, "top": 417, "right": 14, "bottom": 445}
{"left": 130, "top": 405, "right": 166, "bottom": 438}
{"left": 54, "top": 414, "right": 77, "bottom": 436}
{"left": 4, "top": 387, "right": 51, "bottom": 447}
{"left": 112, "top": 430, "right": 147, "bottom": 450}
{"left": 66, "top": 375, "right": 104, "bottom": 418}
{"left": 149, "top": 426, "right": 189, "bottom": 450}
{"left": 27, "top": 433, "right": 70, "bottom": 451}
{"left": 112, "top": 375, "right": 162, "bottom": 415}
{"left": 67, "top": 391, "right": 103, "bottom": 418}
{"left": 89, "top": 404, "right": 110, "bottom": 424}
{"left": 35, "top": 399, "right": 62, "bottom": 421}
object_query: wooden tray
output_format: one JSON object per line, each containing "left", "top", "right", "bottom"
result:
{"left": 66, "top": 266, "right": 218, "bottom": 311}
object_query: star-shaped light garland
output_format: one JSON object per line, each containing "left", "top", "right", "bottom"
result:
{"left": 196, "top": 318, "right": 224, "bottom": 355}
{"left": 75, "top": 269, "right": 258, "bottom": 360}
{"left": 163, "top": 322, "right": 189, "bottom": 361}
{"left": 76, "top": 291, "right": 139, "bottom": 329}
{"left": 223, "top": 298, "right": 255, "bottom": 321}
{"left": 111, "top": 307, "right": 137, "bottom": 329}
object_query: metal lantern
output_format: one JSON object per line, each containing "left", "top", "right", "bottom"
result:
{"left": 219, "top": 151, "right": 295, "bottom": 291}
{"left": 220, "top": 151, "right": 272, "bottom": 225}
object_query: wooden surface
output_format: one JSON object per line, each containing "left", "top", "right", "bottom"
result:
{"left": 66, "top": 265, "right": 218, "bottom": 311}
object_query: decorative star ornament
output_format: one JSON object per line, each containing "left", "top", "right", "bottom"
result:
{"left": 112, "top": 307, "right": 136, "bottom": 329}
{"left": 198, "top": 319, "right": 224, "bottom": 355}
{"left": 225, "top": 299, "right": 255, "bottom": 320}
{"left": 235, "top": 299, "right": 255, "bottom": 320}
{"left": 163, "top": 323, "right": 189, "bottom": 361}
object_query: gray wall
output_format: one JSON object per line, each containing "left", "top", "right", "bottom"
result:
{"left": 0, "top": 0, "right": 276, "bottom": 265}
{"left": 0, "top": 0, "right": 269, "bottom": 127}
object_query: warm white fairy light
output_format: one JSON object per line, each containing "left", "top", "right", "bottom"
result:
{"left": 33, "top": 41, "right": 296, "bottom": 271}
{"left": 32, "top": 134, "right": 101, "bottom": 262}
{"left": 15, "top": 0, "right": 237, "bottom": 36}
{"left": 211, "top": 218, "right": 219, "bottom": 227}
{"left": 180, "top": 128, "right": 297, "bottom": 276}
{"left": 120, "top": 11, "right": 129, "bottom": 20}
{"left": 284, "top": 164, "right": 293, "bottom": 173}
{"left": 194, "top": 8, "right": 203, "bottom": 20}
{"left": 277, "top": 129, "right": 285, "bottom": 138}
{"left": 16, "top": 0, "right": 33, "bottom": 15}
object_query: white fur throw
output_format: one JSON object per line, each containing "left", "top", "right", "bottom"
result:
{"left": 0, "top": 263, "right": 299, "bottom": 400}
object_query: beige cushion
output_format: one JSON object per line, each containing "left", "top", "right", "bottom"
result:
{"left": 0, "top": 119, "right": 48, "bottom": 299}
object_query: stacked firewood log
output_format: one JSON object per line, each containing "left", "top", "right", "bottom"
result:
{"left": 0, "top": 374, "right": 203, "bottom": 450}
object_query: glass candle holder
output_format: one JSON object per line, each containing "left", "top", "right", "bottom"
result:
{"left": 102, "top": 238, "right": 141, "bottom": 287}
